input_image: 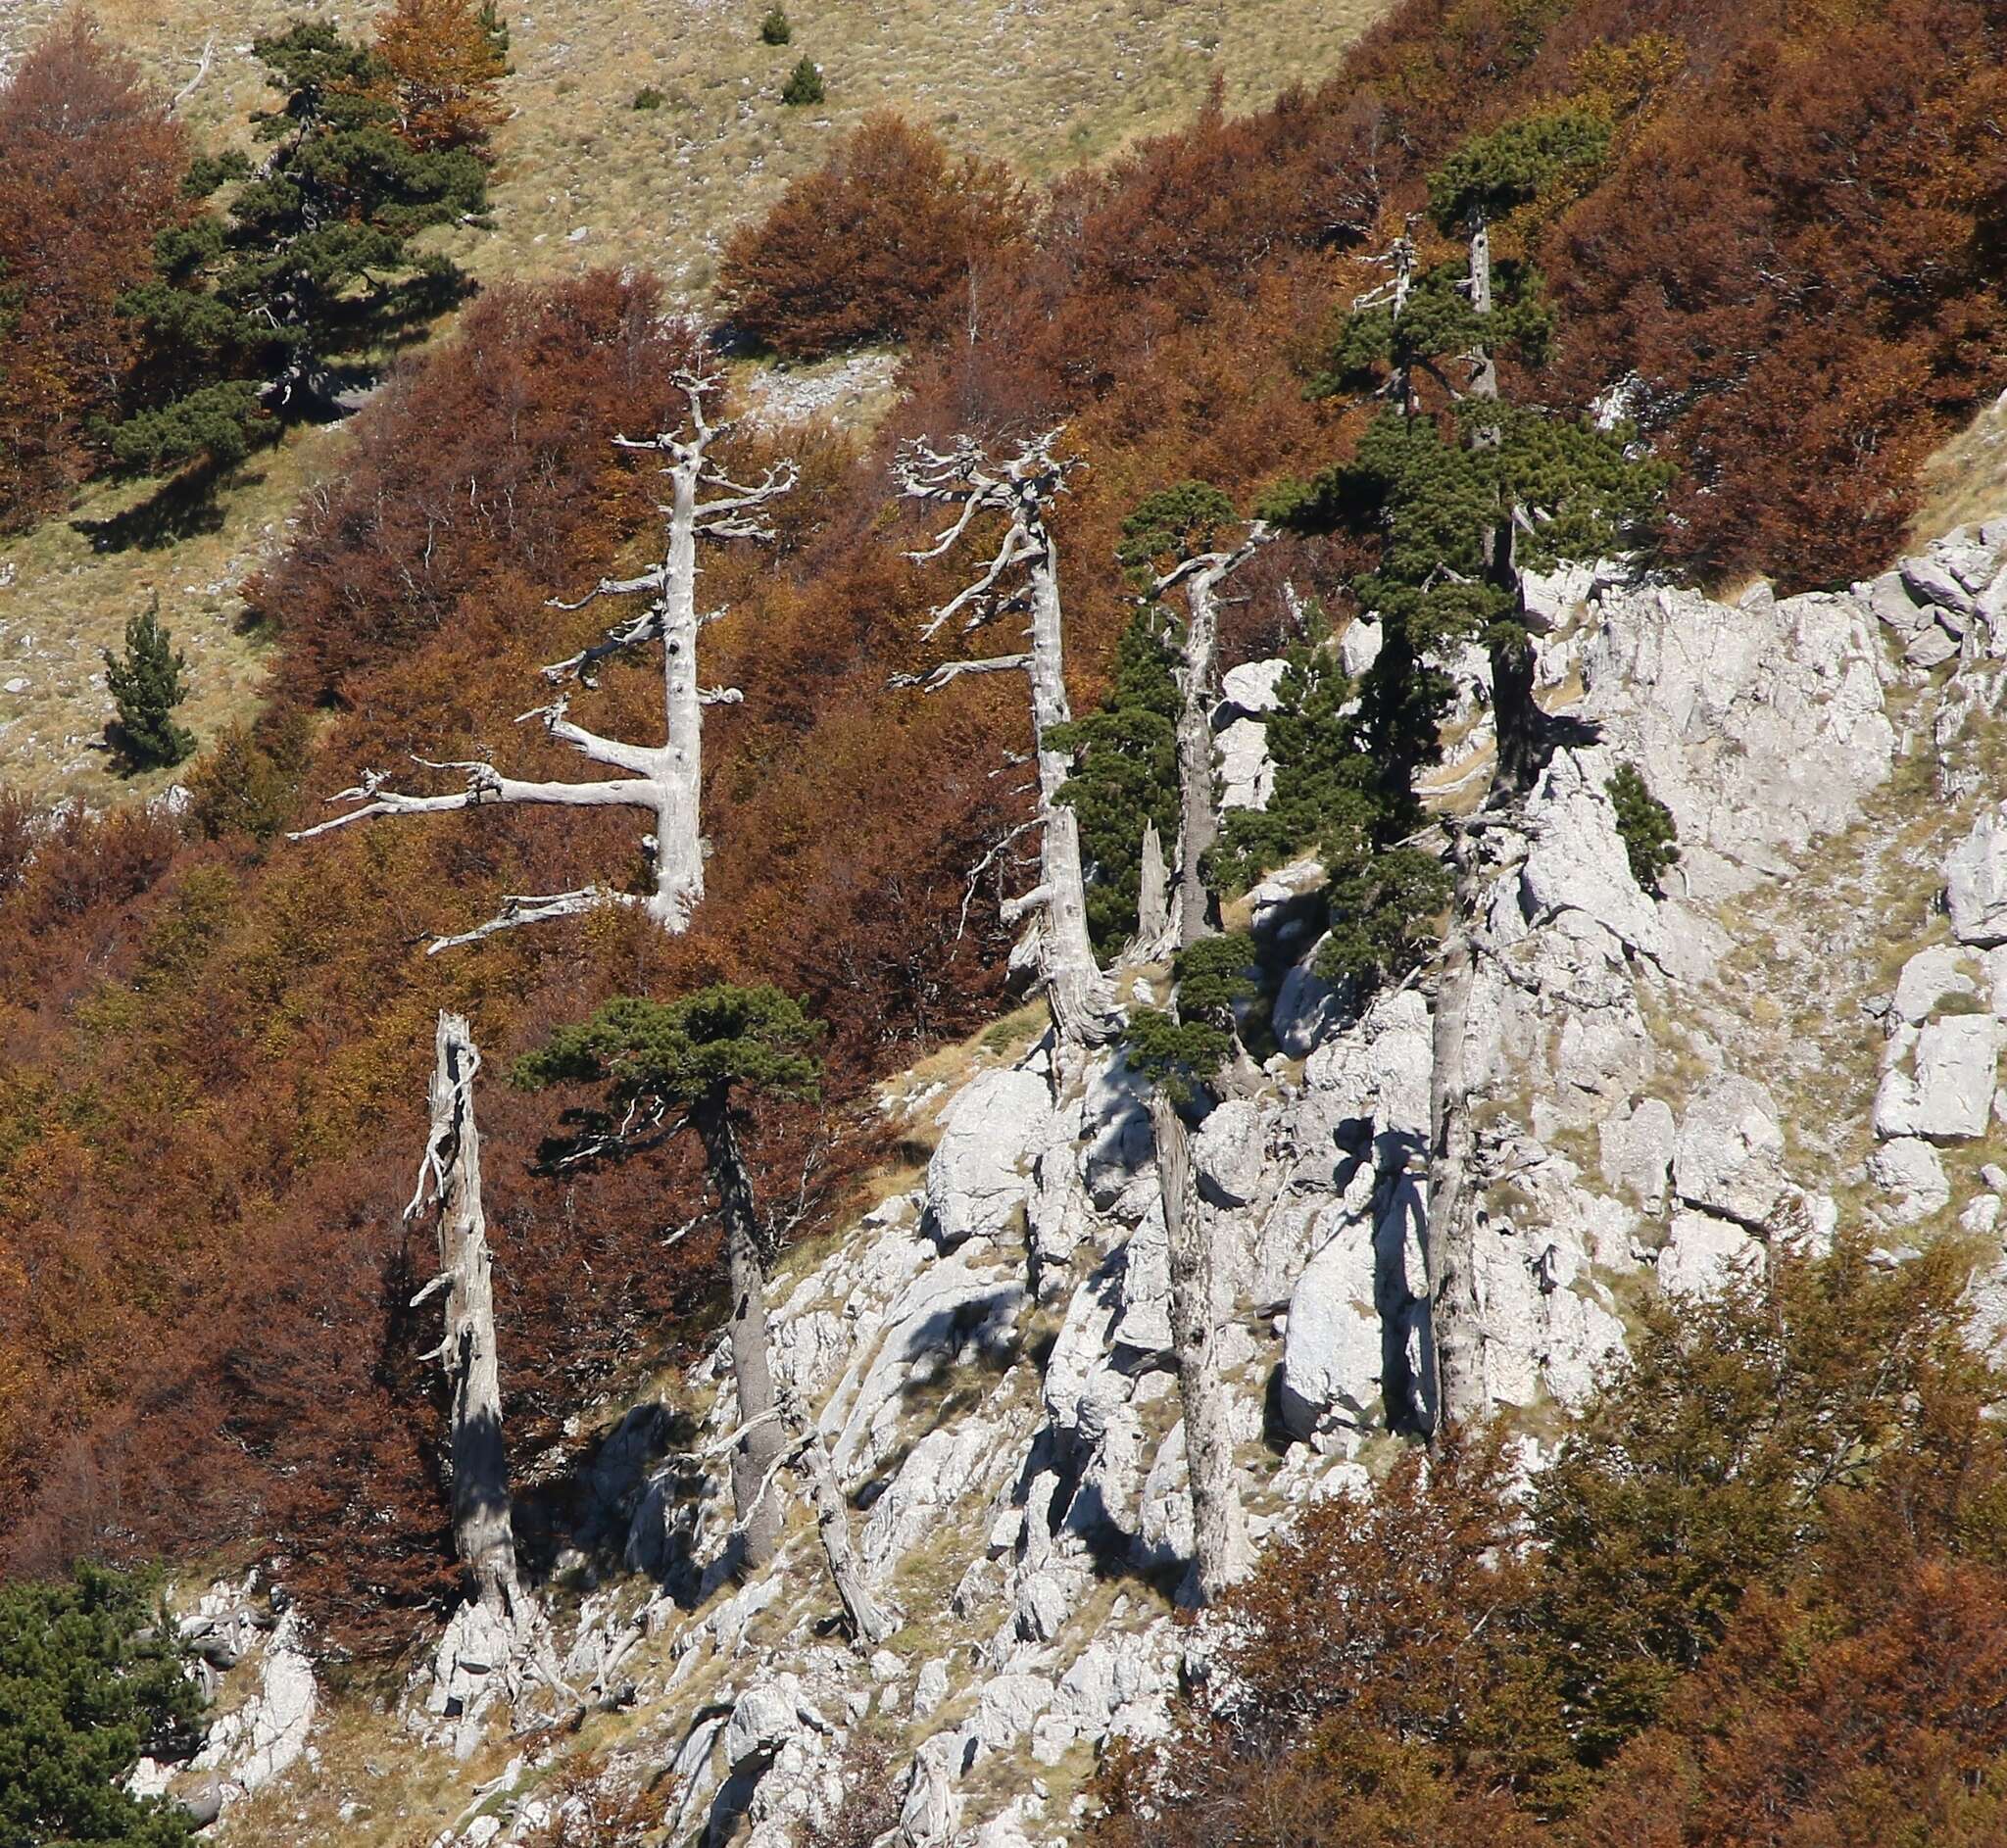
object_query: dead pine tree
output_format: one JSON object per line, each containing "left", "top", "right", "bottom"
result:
{"left": 407, "top": 1010, "right": 551, "bottom": 1746}
{"left": 1123, "top": 939, "right": 1259, "bottom": 1604}
{"left": 1116, "top": 482, "right": 1273, "bottom": 951}
{"left": 291, "top": 370, "right": 796, "bottom": 950}
{"left": 891, "top": 431, "right": 1115, "bottom": 1052}
{"left": 515, "top": 987, "right": 900, "bottom": 1646}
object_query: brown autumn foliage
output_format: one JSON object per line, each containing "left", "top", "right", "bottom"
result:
{"left": 372, "top": 0, "right": 510, "bottom": 157}
{"left": 717, "top": 111, "right": 1029, "bottom": 359}
{"left": 0, "top": 10, "right": 188, "bottom": 531}
{"left": 1097, "top": 1248, "right": 2007, "bottom": 1848}
{"left": 6, "top": 0, "right": 2007, "bottom": 1656}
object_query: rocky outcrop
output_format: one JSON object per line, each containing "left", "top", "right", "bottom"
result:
{"left": 215, "top": 517, "right": 2007, "bottom": 1848}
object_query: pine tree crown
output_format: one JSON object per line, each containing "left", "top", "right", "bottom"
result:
{"left": 514, "top": 984, "right": 824, "bottom": 1108}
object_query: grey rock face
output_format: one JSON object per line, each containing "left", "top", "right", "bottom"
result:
{"left": 1657, "top": 1210, "right": 1763, "bottom": 1296}
{"left": 1947, "top": 804, "right": 2007, "bottom": 947}
{"left": 1219, "top": 657, "right": 1288, "bottom": 717}
{"left": 1869, "top": 1137, "right": 1952, "bottom": 1223}
{"left": 1892, "top": 946, "right": 1979, "bottom": 1023}
{"left": 1598, "top": 1097, "right": 1677, "bottom": 1215}
{"left": 1192, "top": 1099, "right": 1267, "bottom": 1209}
{"left": 1673, "top": 1075, "right": 1787, "bottom": 1228}
{"left": 1216, "top": 716, "right": 1274, "bottom": 812}
{"left": 926, "top": 1067, "right": 1052, "bottom": 1248}
{"left": 1873, "top": 1013, "right": 1998, "bottom": 1141}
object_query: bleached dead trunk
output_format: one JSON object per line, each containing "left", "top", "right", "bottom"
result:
{"left": 1151, "top": 1090, "right": 1250, "bottom": 1602}
{"left": 1024, "top": 530, "right": 1114, "bottom": 1046}
{"left": 1135, "top": 819, "right": 1171, "bottom": 950}
{"left": 1153, "top": 530, "right": 1267, "bottom": 949}
{"left": 693, "top": 1090, "right": 787, "bottom": 1571}
{"left": 291, "top": 372, "right": 792, "bottom": 950}
{"left": 1424, "top": 828, "right": 1487, "bottom": 1438}
{"left": 789, "top": 1424, "right": 902, "bottom": 1646}
{"left": 893, "top": 433, "right": 1114, "bottom": 1050}
{"left": 410, "top": 1012, "right": 529, "bottom": 1625}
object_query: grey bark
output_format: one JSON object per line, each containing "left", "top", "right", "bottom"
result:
{"left": 1152, "top": 527, "right": 1272, "bottom": 949}
{"left": 1135, "top": 819, "right": 1171, "bottom": 950}
{"left": 692, "top": 1089, "right": 787, "bottom": 1570}
{"left": 1424, "top": 829, "right": 1487, "bottom": 1438}
{"left": 409, "top": 1012, "right": 532, "bottom": 1625}
{"left": 892, "top": 433, "right": 1114, "bottom": 1048}
{"left": 291, "top": 372, "right": 794, "bottom": 951}
{"left": 1151, "top": 1090, "right": 1250, "bottom": 1602}
{"left": 788, "top": 1421, "right": 902, "bottom": 1646}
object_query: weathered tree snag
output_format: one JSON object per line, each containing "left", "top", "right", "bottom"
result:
{"left": 1135, "top": 819, "right": 1171, "bottom": 951}
{"left": 1149, "top": 525, "right": 1272, "bottom": 949}
{"left": 410, "top": 1012, "right": 530, "bottom": 1625}
{"left": 691, "top": 1086, "right": 787, "bottom": 1571}
{"left": 291, "top": 371, "right": 794, "bottom": 950}
{"left": 892, "top": 432, "right": 1115, "bottom": 1050}
{"left": 409, "top": 1012, "right": 572, "bottom": 1748}
{"left": 785, "top": 1412, "right": 902, "bottom": 1646}
{"left": 1150, "top": 1090, "right": 1250, "bottom": 1603}
{"left": 1423, "top": 826, "right": 1487, "bottom": 1439}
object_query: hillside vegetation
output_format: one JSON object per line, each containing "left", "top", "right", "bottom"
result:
{"left": 4, "top": 0, "right": 2007, "bottom": 1839}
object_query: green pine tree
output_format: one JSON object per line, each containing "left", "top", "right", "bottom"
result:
{"left": 1607, "top": 760, "right": 1680, "bottom": 895}
{"left": 104, "top": 598, "right": 195, "bottom": 770}
{"left": 759, "top": 6, "right": 793, "bottom": 45}
{"left": 115, "top": 23, "right": 490, "bottom": 472}
{"left": 1123, "top": 932, "right": 1258, "bottom": 1107}
{"left": 780, "top": 56, "right": 824, "bottom": 105}
{"left": 0, "top": 1563, "right": 202, "bottom": 1848}
{"left": 516, "top": 984, "right": 823, "bottom": 1569}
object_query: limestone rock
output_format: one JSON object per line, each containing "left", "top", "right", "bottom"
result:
{"left": 1279, "top": 1215, "right": 1384, "bottom": 1437}
{"left": 1339, "top": 616, "right": 1382, "bottom": 677}
{"left": 1893, "top": 946, "right": 1979, "bottom": 1023}
{"left": 861, "top": 1417, "right": 1004, "bottom": 1581}
{"left": 1673, "top": 1075, "right": 1787, "bottom": 1228}
{"left": 1598, "top": 1097, "right": 1676, "bottom": 1215}
{"left": 1906, "top": 625, "right": 1961, "bottom": 670}
{"left": 1579, "top": 582, "right": 1893, "bottom": 903}
{"left": 1219, "top": 657, "right": 1287, "bottom": 716}
{"left": 1869, "top": 1136, "right": 1951, "bottom": 1223}
{"left": 1867, "top": 570, "right": 1933, "bottom": 635}
{"left": 926, "top": 1067, "right": 1052, "bottom": 1248}
{"left": 1947, "top": 804, "right": 2007, "bottom": 947}
{"left": 1902, "top": 553, "right": 1982, "bottom": 618}
{"left": 1518, "top": 749, "right": 1663, "bottom": 958}
{"left": 1657, "top": 1210, "right": 1763, "bottom": 1296}
{"left": 1216, "top": 716, "right": 1274, "bottom": 811}
{"left": 1873, "top": 1013, "right": 1997, "bottom": 1141}
{"left": 1192, "top": 1099, "right": 1267, "bottom": 1209}
{"left": 1272, "top": 956, "right": 1347, "bottom": 1056}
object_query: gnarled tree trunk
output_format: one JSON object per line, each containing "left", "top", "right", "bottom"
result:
{"left": 692, "top": 1088, "right": 787, "bottom": 1571}
{"left": 1025, "top": 529, "right": 1114, "bottom": 1046}
{"left": 412, "top": 1012, "right": 530, "bottom": 1625}
{"left": 1151, "top": 1091, "right": 1250, "bottom": 1602}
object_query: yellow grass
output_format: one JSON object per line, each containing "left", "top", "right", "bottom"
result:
{"left": 0, "top": 0, "right": 1390, "bottom": 806}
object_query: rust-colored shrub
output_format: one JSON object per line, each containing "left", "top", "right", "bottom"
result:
{"left": 718, "top": 112, "right": 1027, "bottom": 358}
{"left": 0, "top": 11, "right": 189, "bottom": 529}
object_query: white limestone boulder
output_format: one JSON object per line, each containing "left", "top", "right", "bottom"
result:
{"left": 926, "top": 1066, "right": 1052, "bottom": 1247}
{"left": 1873, "top": 1012, "right": 1997, "bottom": 1141}
{"left": 1673, "top": 1075, "right": 1787, "bottom": 1228}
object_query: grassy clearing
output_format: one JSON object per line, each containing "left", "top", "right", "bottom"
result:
{"left": 0, "top": 431, "right": 333, "bottom": 806}
{"left": 0, "top": 0, "right": 1389, "bottom": 806}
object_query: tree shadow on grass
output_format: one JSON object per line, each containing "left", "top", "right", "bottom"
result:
{"left": 70, "top": 457, "right": 268, "bottom": 555}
